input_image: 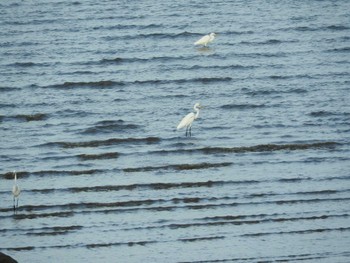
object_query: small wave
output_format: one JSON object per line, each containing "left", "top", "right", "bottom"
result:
{"left": 10, "top": 62, "right": 37, "bottom": 67}
{"left": 0, "top": 86, "right": 21, "bottom": 92}
{"left": 41, "top": 137, "right": 161, "bottom": 148}
{"left": 138, "top": 31, "right": 194, "bottom": 39}
{"left": 148, "top": 142, "right": 339, "bottom": 156}
{"left": 52, "top": 109, "right": 92, "bottom": 118}
{"left": 262, "top": 39, "right": 283, "bottom": 45}
{"left": 287, "top": 24, "right": 349, "bottom": 33}
{"left": 123, "top": 162, "right": 232, "bottom": 173}
{"left": 3, "top": 19, "right": 57, "bottom": 26}
{"left": 309, "top": 111, "right": 336, "bottom": 117}
{"left": 188, "top": 64, "right": 253, "bottom": 70}
{"left": 224, "top": 30, "right": 255, "bottom": 35}
{"left": 2, "top": 196, "right": 349, "bottom": 218}
{"left": 14, "top": 211, "right": 74, "bottom": 220}
{"left": 43, "top": 77, "right": 232, "bottom": 89}
{"left": 149, "top": 94, "right": 188, "bottom": 100}
{"left": 241, "top": 39, "right": 286, "bottom": 46}
{"left": 3, "top": 243, "right": 78, "bottom": 251}
{"left": 82, "top": 120, "right": 141, "bottom": 135}
{"left": 326, "top": 47, "right": 350, "bottom": 53}
{"left": 13, "top": 113, "right": 47, "bottom": 122}
{"left": 147, "top": 180, "right": 232, "bottom": 190}
{"left": 243, "top": 88, "right": 278, "bottom": 96}
{"left": 287, "top": 88, "right": 308, "bottom": 94}
{"left": 293, "top": 26, "right": 319, "bottom": 32}
{"left": 179, "top": 236, "right": 225, "bottom": 242}
{"left": 244, "top": 87, "right": 308, "bottom": 96}
{"left": 1, "top": 169, "right": 104, "bottom": 180}
{"left": 275, "top": 197, "right": 350, "bottom": 205}
{"left": 179, "top": 253, "right": 341, "bottom": 263}
{"left": 86, "top": 240, "right": 157, "bottom": 248}
{"left": 4, "top": 179, "right": 260, "bottom": 196}
{"left": 93, "top": 23, "right": 161, "bottom": 31}
{"left": 268, "top": 74, "right": 313, "bottom": 80}
{"left": 198, "top": 142, "right": 339, "bottom": 154}
{"left": 166, "top": 220, "right": 254, "bottom": 229}
{"left": 25, "top": 225, "right": 83, "bottom": 236}
{"left": 235, "top": 51, "right": 289, "bottom": 58}
{"left": 99, "top": 57, "right": 124, "bottom": 64}
{"left": 25, "top": 179, "right": 258, "bottom": 194}
{"left": 326, "top": 25, "right": 350, "bottom": 31}
{"left": 167, "top": 212, "right": 350, "bottom": 230}
{"left": 191, "top": 77, "right": 233, "bottom": 84}
{"left": 98, "top": 55, "right": 192, "bottom": 65}
{"left": 104, "top": 31, "right": 195, "bottom": 41}
{"left": 6, "top": 246, "right": 36, "bottom": 251}
{"left": 242, "top": 226, "right": 350, "bottom": 237}
{"left": 278, "top": 177, "right": 309, "bottom": 183}
{"left": 294, "top": 189, "right": 344, "bottom": 196}
{"left": 60, "top": 70, "right": 95, "bottom": 76}
{"left": 306, "top": 175, "right": 350, "bottom": 182}
{"left": 201, "top": 213, "right": 348, "bottom": 224}
{"left": 16, "top": 198, "right": 171, "bottom": 213}
{"left": 77, "top": 152, "right": 119, "bottom": 161}
{"left": 133, "top": 77, "right": 233, "bottom": 85}
{"left": 47, "top": 81, "right": 124, "bottom": 89}
{"left": 221, "top": 103, "right": 266, "bottom": 110}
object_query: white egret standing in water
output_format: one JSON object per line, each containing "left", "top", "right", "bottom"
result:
{"left": 177, "top": 103, "right": 203, "bottom": 137}
{"left": 12, "top": 171, "right": 21, "bottom": 212}
{"left": 194, "top": 33, "right": 216, "bottom": 47}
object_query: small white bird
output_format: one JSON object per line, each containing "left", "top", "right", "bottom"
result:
{"left": 194, "top": 33, "right": 216, "bottom": 47}
{"left": 12, "top": 170, "right": 21, "bottom": 212}
{"left": 177, "top": 103, "right": 203, "bottom": 137}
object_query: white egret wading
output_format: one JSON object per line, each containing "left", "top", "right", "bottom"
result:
{"left": 177, "top": 103, "right": 203, "bottom": 137}
{"left": 12, "top": 171, "right": 21, "bottom": 212}
{"left": 194, "top": 33, "right": 216, "bottom": 47}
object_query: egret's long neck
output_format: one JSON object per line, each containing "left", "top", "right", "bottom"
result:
{"left": 194, "top": 108, "right": 200, "bottom": 119}
{"left": 14, "top": 173, "right": 17, "bottom": 184}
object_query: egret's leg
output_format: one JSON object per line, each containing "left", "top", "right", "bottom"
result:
{"left": 189, "top": 126, "right": 192, "bottom": 137}
{"left": 13, "top": 197, "right": 15, "bottom": 212}
{"left": 185, "top": 126, "right": 188, "bottom": 137}
{"left": 16, "top": 198, "right": 19, "bottom": 209}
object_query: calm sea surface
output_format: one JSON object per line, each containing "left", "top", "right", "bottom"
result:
{"left": 1, "top": 0, "right": 350, "bottom": 262}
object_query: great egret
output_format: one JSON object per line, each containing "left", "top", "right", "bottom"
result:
{"left": 177, "top": 103, "right": 203, "bottom": 137}
{"left": 12, "top": 171, "right": 21, "bottom": 212}
{"left": 194, "top": 33, "right": 216, "bottom": 47}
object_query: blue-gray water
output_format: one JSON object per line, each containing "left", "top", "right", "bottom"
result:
{"left": 1, "top": 0, "right": 350, "bottom": 262}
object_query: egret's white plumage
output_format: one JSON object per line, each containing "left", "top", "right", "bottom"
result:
{"left": 177, "top": 103, "right": 202, "bottom": 137}
{"left": 194, "top": 33, "right": 216, "bottom": 47}
{"left": 12, "top": 171, "right": 20, "bottom": 212}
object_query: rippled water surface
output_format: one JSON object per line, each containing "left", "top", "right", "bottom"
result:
{"left": 1, "top": 0, "right": 350, "bottom": 262}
